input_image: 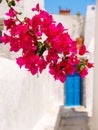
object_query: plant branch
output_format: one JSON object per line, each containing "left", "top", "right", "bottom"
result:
{"left": 5, "top": 0, "right": 22, "bottom": 23}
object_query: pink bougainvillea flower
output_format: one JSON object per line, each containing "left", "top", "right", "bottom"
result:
{"left": 68, "top": 41, "right": 77, "bottom": 53}
{"left": 0, "top": 33, "right": 11, "bottom": 44}
{"left": 78, "top": 67, "right": 88, "bottom": 78}
{"left": 79, "top": 45, "right": 88, "bottom": 55}
{"left": 31, "top": 15, "right": 42, "bottom": 33}
{"left": 55, "top": 71, "right": 66, "bottom": 83}
{"left": 10, "top": 37, "right": 21, "bottom": 52}
{"left": 30, "top": 65, "right": 38, "bottom": 75}
{"left": 16, "top": 0, "right": 20, "bottom": 2}
{"left": 69, "top": 54, "right": 80, "bottom": 65}
{"left": 46, "top": 49, "right": 59, "bottom": 63}
{"left": 87, "top": 62, "right": 94, "bottom": 68}
{"left": 32, "top": 3, "right": 40, "bottom": 12}
{"left": 56, "top": 23, "right": 65, "bottom": 34}
{"left": 36, "top": 31, "right": 42, "bottom": 37}
{"left": 1, "top": 3, "right": 93, "bottom": 83}
{"left": 4, "top": 19, "right": 16, "bottom": 29}
{"left": 65, "top": 63, "right": 76, "bottom": 75}
{"left": 6, "top": 8, "right": 18, "bottom": 17}
{"left": 16, "top": 57, "right": 24, "bottom": 68}
{"left": 38, "top": 57, "right": 47, "bottom": 73}
{"left": 49, "top": 63, "right": 66, "bottom": 83}
{"left": 31, "top": 54, "right": 39, "bottom": 64}
{"left": 86, "top": 60, "right": 94, "bottom": 68}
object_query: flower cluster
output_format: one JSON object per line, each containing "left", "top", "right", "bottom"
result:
{"left": 0, "top": 2, "right": 93, "bottom": 83}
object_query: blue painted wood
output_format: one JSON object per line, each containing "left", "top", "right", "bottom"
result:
{"left": 65, "top": 72, "right": 82, "bottom": 106}
{"left": 65, "top": 75, "right": 74, "bottom": 106}
{"left": 74, "top": 75, "right": 82, "bottom": 106}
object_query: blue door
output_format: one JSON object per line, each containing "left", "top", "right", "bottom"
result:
{"left": 64, "top": 72, "right": 82, "bottom": 106}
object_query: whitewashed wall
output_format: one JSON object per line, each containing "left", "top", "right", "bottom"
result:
{"left": 0, "top": 1, "right": 96, "bottom": 130}
{"left": 0, "top": 0, "right": 63, "bottom": 130}
{"left": 89, "top": 1, "right": 98, "bottom": 130}
{"left": 84, "top": 5, "right": 95, "bottom": 117}
{"left": 0, "top": 57, "right": 64, "bottom": 130}
{"left": 24, "top": 0, "right": 44, "bottom": 18}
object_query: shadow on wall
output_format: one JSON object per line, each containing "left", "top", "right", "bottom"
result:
{"left": 54, "top": 106, "right": 89, "bottom": 130}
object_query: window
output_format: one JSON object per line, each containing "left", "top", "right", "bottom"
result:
{"left": 64, "top": 72, "right": 82, "bottom": 106}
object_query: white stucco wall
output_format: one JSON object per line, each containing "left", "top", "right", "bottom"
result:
{"left": 0, "top": 57, "right": 64, "bottom": 130}
{"left": 85, "top": 5, "right": 96, "bottom": 50}
{"left": 24, "top": 0, "right": 44, "bottom": 18}
{"left": 89, "top": 1, "right": 98, "bottom": 130}
{"left": 84, "top": 5, "right": 95, "bottom": 117}
{"left": 0, "top": 1, "right": 96, "bottom": 130}
{"left": 0, "top": 1, "right": 64, "bottom": 129}
{"left": 0, "top": 57, "right": 43, "bottom": 130}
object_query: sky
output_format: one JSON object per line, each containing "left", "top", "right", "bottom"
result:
{"left": 44, "top": 0, "right": 96, "bottom": 15}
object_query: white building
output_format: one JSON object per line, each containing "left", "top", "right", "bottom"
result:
{"left": 0, "top": 0, "right": 97, "bottom": 130}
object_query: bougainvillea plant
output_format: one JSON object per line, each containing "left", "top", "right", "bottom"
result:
{"left": 0, "top": 0, "right": 93, "bottom": 82}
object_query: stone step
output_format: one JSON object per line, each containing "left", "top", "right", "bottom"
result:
{"left": 55, "top": 108, "right": 89, "bottom": 130}
{"left": 58, "top": 125, "right": 88, "bottom": 130}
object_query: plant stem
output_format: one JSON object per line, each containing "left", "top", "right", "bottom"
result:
{"left": 5, "top": 0, "right": 22, "bottom": 23}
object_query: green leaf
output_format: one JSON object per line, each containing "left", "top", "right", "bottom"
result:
{"left": 10, "top": 0, "right": 16, "bottom": 6}
{"left": 36, "top": 41, "right": 46, "bottom": 56}
{"left": 80, "top": 65, "right": 85, "bottom": 71}
{"left": 0, "top": 0, "right": 2, "bottom": 3}
{"left": 18, "top": 12, "right": 22, "bottom": 15}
